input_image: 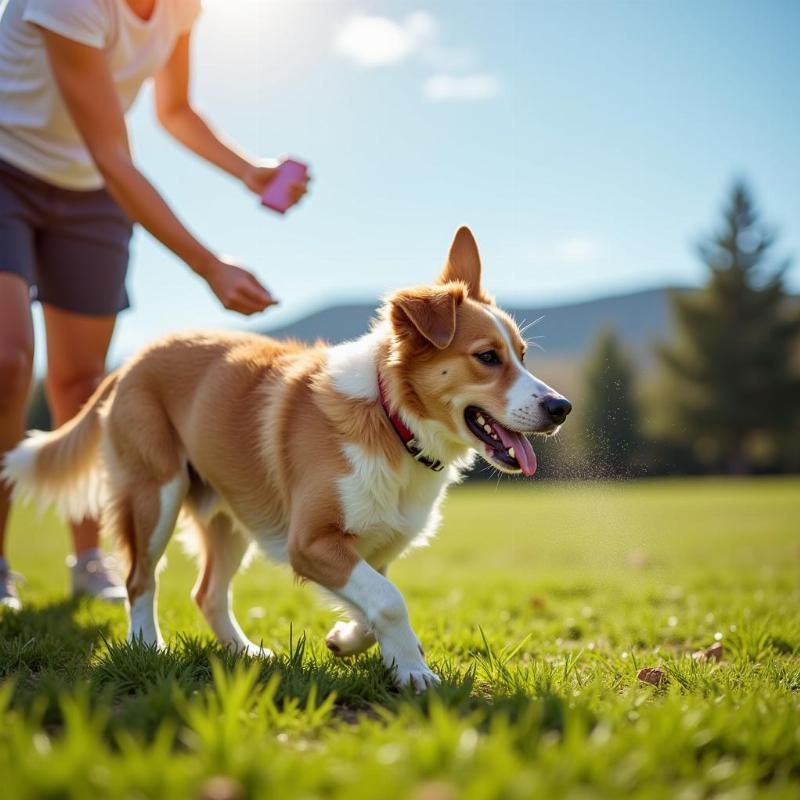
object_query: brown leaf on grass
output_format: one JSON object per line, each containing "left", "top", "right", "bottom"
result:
{"left": 529, "top": 595, "right": 547, "bottom": 610}
{"left": 692, "top": 642, "right": 723, "bottom": 662}
{"left": 625, "top": 550, "right": 651, "bottom": 570}
{"left": 200, "top": 777, "right": 243, "bottom": 800}
{"left": 414, "top": 781, "right": 458, "bottom": 800}
{"left": 637, "top": 667, "right": 667, "bottom": 686}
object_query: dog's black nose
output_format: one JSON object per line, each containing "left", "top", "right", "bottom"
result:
{"left": 542, "top": 395, "right": 572, "bottom": 425}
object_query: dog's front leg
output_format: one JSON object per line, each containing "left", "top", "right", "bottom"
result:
{"left": 326, "top": 565, "right": 390, "bottom": 656}
{"left": 338, "top": 561, "right": 438, "bottom": 691}
{"left": 325, "top": 617, "right": 376, "bottom": 656}
{"left": 289, "top": 526, "right": 438, "bottom": 691}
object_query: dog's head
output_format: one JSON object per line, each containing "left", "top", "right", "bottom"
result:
{"left": 385, "top": 226, "right": 571, "bottom": 476}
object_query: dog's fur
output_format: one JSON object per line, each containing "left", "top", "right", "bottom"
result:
{"left": 2, "top": 227, "right": 569, "bottom": 689}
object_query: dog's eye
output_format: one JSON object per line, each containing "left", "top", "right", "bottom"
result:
{"left": 475, "top": 350, "right": 501, "bottom": 365}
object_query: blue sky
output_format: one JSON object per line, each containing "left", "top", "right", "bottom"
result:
{"left": 33, "top": 0, "right": 800, "bottom": 368}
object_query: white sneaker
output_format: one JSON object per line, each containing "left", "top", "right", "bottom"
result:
{"left": 0, "top": 562, "right": 22, "bottom": 611}
{"left": 68, "top": 551, "right": 127, "bottom": 604}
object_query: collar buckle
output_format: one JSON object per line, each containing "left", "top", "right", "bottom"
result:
{"left": 378, "top": 374, "right": 445, "bottom": 473}
{"left": 406, "top": 438, "right": 445, "bottom": 471}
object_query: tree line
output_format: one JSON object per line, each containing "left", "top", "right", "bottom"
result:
{"left": 535, "top": 181, "right": 800, "bottom": 478}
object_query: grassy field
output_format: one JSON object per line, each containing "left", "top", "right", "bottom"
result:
{"left": 2, "top": 478, "right": 799, "bottom": 799}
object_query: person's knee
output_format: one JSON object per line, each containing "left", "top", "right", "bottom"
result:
{"left": 46, "top": 369, "right": 103, "bottom": 421}
{"left": 0, "top": 344, "right": 33, "bottom": 412}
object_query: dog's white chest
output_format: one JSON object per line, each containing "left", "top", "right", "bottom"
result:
{"left": 337, "top": 444, "right": 453, "bottom": 560}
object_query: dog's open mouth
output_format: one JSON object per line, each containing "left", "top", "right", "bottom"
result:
{"left": 464, "top": 406, "right": 537, "bottom": 476}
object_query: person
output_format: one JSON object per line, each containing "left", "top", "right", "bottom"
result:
{"left": 0, "top": 0, "right": 309, "bottom": 609}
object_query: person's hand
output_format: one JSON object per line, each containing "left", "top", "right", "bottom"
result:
{"left": 242, "top": 160, "right": 309, "bottom": 208}
{"left": 201, "top": 255, "right": 278, "bottom": 316}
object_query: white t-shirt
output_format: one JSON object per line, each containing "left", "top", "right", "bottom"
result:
{"left": 0, "top": 0, "right": 201, "bottom": 190}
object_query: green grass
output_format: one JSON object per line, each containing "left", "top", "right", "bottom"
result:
{"left": 2, "top": 477, "right": 799, "bottom": 799}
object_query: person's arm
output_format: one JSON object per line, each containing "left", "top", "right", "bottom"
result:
{"left": 154, "top": 32, "right": 308, "bottom": 204}
{"left": 38, "top": 28, "right": 275, "bottom": 316}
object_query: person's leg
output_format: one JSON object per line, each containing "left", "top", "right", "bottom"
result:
{"left": 41, "top": 303, "right": 125, "bottom": 601}
{"left": 0, "top": 274, "right": 35, "bottom": 608}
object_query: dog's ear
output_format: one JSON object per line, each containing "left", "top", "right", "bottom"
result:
{"left": 439, "top": 226, "right": 484, "bottom": 300}
{"left": 390, "top": 285, "right": 464, "bottom": 350}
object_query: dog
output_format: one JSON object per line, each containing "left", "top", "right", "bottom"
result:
{"left": 2, "top": 227, "right": 571, "bottom": 690}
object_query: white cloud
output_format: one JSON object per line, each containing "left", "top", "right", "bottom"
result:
{"left": 422, "top": 73, "right": 500, "bottom": 102}
{"left": 554, "top": 237, "right": 604, "bottom": 264}
{"left": 333, "top": 11, "right": 436, "bottom": 68}
{"left": 334, "top": 11, "right": 499, "bottom": 102}
{"left": 523, "top": 237, "right": 606, "bottom": 266}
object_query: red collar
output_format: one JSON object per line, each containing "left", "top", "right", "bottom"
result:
{"left": 377, "top": 372, "right": 444, "bottom": 472}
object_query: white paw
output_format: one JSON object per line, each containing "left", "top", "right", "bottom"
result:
{"left": 236, "top": 641, "right": 273, "bottom": 659}
{"left": 379, "top": 630, "right": 438, "bottom": 691}
{"left": 394, "top": 663, "right": 441, "bottom": 693}
{"left": 325, "top": 619, "right": 377, "bottom": 657}
{"left": 127, "top": 632, "right": 165, "bottom": 650}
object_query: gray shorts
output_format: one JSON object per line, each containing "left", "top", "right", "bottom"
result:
{"left": 0, "top": 157, "right": 133, "bottom": 316}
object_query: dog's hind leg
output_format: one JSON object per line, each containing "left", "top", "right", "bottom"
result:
{"left": 192, "top": 513, "right": 271, "bottom": 657}
{"left": 124, "top": 471, "right": 189, "bottom": 647}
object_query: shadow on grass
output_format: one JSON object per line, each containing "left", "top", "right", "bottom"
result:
{"left": 0, "top": 598, "right": 110, "bottom": 677}
{"left": 0, "top": 600, "right": 575, "bottom": 740}
{"left": 1, "top": 598, "right": 112, "bottom": 724}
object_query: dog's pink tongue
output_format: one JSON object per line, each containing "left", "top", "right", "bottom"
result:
{"left": 493, "top": 422, "right": 537, "bottom": 477}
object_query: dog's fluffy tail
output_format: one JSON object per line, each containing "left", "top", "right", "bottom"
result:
{"left": 2, "top": 371, "right": 119, "bottom": 522}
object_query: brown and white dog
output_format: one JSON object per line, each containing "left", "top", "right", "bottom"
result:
{"left": 2, "top": 227, "right": 571, "bottom": 690}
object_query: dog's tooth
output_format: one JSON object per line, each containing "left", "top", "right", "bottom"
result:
{"left": 477, "top": 415, "right": 486, "bottom": 425}
{"left": 484, "top": 424, "right": 492, "bottom": 434}
{"left": 508, "top": 447, "right": 516, "bottom": 459}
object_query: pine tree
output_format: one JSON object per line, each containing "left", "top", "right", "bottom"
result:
{"left": 581, "top": 328, "right": 640, "bottom": 476}
{"left": 656, "top": 181, "right": 800, "bottom": 472}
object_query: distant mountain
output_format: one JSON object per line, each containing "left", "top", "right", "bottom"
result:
{"left": 260, "top": 286, "right": 684, "bottom": 362}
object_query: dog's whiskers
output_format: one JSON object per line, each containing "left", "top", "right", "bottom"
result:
{"left": 526, "top": 339, "right": 545, "bottom": 353}
{"left": 519, "top": 316, "right": 545, "bottom": 336}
